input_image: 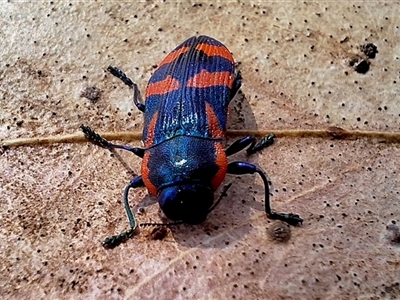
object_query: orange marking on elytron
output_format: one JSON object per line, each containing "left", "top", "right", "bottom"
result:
{"left": 157, "top": 46, "right": 189, "bottom": 69}
{"left": 195, "top": 43, "right": 234, "bottom": 63}
{"left": 205, "top": 102, "right": 224, "bottom": 138}
{"left": 187, "top": 69, "right": 233, "bottom": 88}
{"left": 141, "top": 152, "right": 157, "bottom": 196}
{"left": 211, "top": 142, "right": 228, "bottom": 190}
{"left": 144, "top": 111, "right": 158, "bottom": 147}
{"left": 145, "top": 75, "right": 180, "bottom": 98}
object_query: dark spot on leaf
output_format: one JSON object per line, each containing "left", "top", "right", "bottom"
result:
{"left": 80, "top": 86, "right": 102, "bottom": 104}
{"left": 267, "top": 221, "right": 291, "bottom": 242}
{"left": 148, "top": 226, "right": 168, "bottom": 240}
{"left": 349, "top": 56, "right": 370, "bottom": 74}
{"left": 360, "top": 43, "right": 378, "bottom": 59}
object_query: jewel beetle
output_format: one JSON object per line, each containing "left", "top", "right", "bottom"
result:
{"left": 81, "top": 35, "right": 302, "bottom": 248}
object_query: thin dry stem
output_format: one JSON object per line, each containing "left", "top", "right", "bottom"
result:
{"left": 2, "top": 127, "right": 400, "bottom": 148}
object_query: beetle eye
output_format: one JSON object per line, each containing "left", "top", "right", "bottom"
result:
{"left": 158, "top": 184, "right": 214, "bottom": 224}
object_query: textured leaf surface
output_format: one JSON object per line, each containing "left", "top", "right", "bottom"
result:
{"left": 1, "top": 2, "right": 399, "bottom": 299}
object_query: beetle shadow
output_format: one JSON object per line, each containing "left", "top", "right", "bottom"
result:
{"left": 132, "top": 89, "right": 273, "bottom": 249}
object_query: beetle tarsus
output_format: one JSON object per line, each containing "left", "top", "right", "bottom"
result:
{"left": 268, "top": 211, "right": 303, "bottom": 226}
{"left": 80, "top": 125, "right": 111, "bottom": 149}
{"left": 102, "top": 228, "right": 135, "bottom": 249}
{"left": 246, "top": 134, "right": 276, "bottom": 155}
{"left": 226, "top": 134, "right": 275, "bottom": 157}
{"left": 107, "top": 66, "right": 135, "bottom": 87}
{"left": 81, "top": 125, "right": 145, "bottom": 157}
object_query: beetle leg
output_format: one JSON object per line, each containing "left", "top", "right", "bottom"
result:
{"left": 225, "top": 136, "right": 256, "bottom": 156}
{"left": 107, "top": 66, "right": 146, "bottom": 113}
{"left": 246, "top": 134, "right": 275, "bottom": 155}
{"left": 225, "top": 134, "right": 275, "bottom": 157}
{"left": 229, "top": 70, "right": 242, "bottom": 101}
{"left": 102, "top": 176, "right": 145, "bottom": 248}
{"left": 80, "top": 125, "right": 144, "bottom": 158}
{"left": 227, "top": 161, "right": 303, "bottom": 226}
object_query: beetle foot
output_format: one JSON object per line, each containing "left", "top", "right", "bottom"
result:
{"left": 268, "top": 211, "right": 303, "bottom": 226}
{"left": 102, "top": 228, "right": 135, "bottom": 249}
{"left": 80, "top": 125, "right": 111, "bottom": 149}
{"left": 246, "top": 134, "right": 276, "bottom": 155}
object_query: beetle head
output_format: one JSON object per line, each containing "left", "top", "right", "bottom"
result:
{"left": 158, "top": 184, "right": 214, "bottom": 224}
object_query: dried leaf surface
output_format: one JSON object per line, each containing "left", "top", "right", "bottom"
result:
{"left": 1, "top": 2, "right": 399, "bottom": 299}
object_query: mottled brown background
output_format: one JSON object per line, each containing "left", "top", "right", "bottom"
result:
{"left": 1, "top": 2, "right": 399, "bottom": 299}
